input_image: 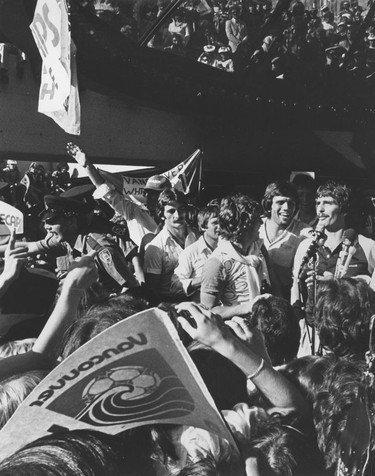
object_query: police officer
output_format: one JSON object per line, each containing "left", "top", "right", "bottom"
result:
{"left": 25, "top": 194, "right": 139, "bottom": 293}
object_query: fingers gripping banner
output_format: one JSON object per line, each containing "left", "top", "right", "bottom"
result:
{"left": 0, "top": 308, "right": 236, "bottom": 460}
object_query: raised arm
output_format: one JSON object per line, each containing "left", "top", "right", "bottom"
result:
{"left": 176, "top": 302, "right": 308, "bottom": 416}
{"left": 32, "top": 251, "right": 98, "bottom": 362}
{"left": 0, "top": 229, "right": 28, "bottom": 299}
{"left": 66, "top": 142, "right": 105, "bottom": 188}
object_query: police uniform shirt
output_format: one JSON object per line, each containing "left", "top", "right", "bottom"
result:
{"left": 38, "top": 232, "right": 138, "bottom": 290}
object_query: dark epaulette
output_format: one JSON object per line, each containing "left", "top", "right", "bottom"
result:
{"left": 110, "top": 222, "right": 130, "bottom": 242}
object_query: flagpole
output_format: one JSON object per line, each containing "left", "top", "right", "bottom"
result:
{"left": 198, "top": 152, "right": 203, "bottom": 204}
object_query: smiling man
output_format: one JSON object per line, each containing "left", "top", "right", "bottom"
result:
{"left": 259, "top": 181, "right": 311, "bottom": 299}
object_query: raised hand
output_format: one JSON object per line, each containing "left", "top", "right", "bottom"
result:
{"left": 175, "top": 302, "right": 231, "bottom": 349}
{"left": 63, "top": 250, "right": 99, "bottom": 292}
{"left": 2, "top": 228, "right": 28, "bottom": 281}
{"left": 225, "top": 316, "right": 271, "bottom": 364}
{"left": 66, "top": 142, "right": 87, "bottom": 167}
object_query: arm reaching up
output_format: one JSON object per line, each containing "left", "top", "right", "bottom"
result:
{"left": 66, "top": 142, "right": 158, "bottom": 247}
{"left": 0, "top": 229, "right": 28, "bottom": 299}
{"left": 175, "top": 302, "right": 308, "bottom": 417}
{"left": 66, "top": 142, "right": 105, "bottom": 188}
{"left": 32, "top": 251, "right": 99, "bottom": 362}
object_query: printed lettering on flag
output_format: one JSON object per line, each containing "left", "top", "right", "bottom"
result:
{"left": 120, "top": 150, "right": 202, "bottom": 202}
{"left": 30, "top": 0, "right": 81, "bottom": 134}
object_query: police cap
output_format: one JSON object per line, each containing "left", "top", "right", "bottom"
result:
{"left": 61, "top": 184, "right": 96, "bottom": 200}
{"left": 41, "top": 194, "right": 92, "bottom": 222}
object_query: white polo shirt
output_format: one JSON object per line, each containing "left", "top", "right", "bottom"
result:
{"left": 259, "top": 217, "right": 311, "bottom": 289}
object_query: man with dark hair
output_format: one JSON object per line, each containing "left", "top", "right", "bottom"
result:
{"left": 249, "top": 295, "right": 301, "bottom": 366}
{"left": 292, "top": 180, "right": 375, "bottom": 355}
{"left": 260, "top": 181, "right": 310, "bottom": 299}
{"left": 201, "top": 194, "right": 270, "bottom": 319}
{"left": 171, "top": 204, "right": 219, "bottom": 301}
{"left": 144, "top": 189, "right": 198, "bottom": 301}
{"left": 315, "top": 278, "right": 375, "bottom": 358}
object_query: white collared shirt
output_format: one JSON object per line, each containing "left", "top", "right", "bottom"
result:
{"left": 144, "top": 226, "right": 198, "bottom": 298}
{"left": 171, "top": 235, "right": 213, "bottom": 301}
{"left": 259, "top": 217, "right": 311, "bottom": 288}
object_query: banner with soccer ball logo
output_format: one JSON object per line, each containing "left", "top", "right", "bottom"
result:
{"left": 0, "top": 308, "right": 236, "bottom": 460}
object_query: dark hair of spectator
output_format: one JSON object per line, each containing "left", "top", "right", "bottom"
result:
{"left": 219, "top": 194, "right": 262, "bottom": 242}
{"left": 281, "top": 354, "right": 334, "bottom": 403}
{"left": 197, "top": 204, "right": 219, "bottom": 233}
{"left": 157, "top": 188, "right": 187, "bottom": 220}
{"left": 176, "top": 455, "right": 218, "bottom": 476}
{"left": 185, "top": 204, "right": 199, "bottom": 230}
{"left": 316, "top": 181, "right": 351, "bottom": 214}
{"left": 291, "top": 174, "right": 316, "bottom": 191}
{"left": 313, "top": 357, "right": 375, "bottom": 470}
{"left": 252, "top": 413, "right": 324, "bottom": 476}
{"left": 249, "top": 296, "right": 301, "bottom": 366}
{"left": 315, "top": 278, "right": 375, "bottom": 357}
{"left": 61, "top": 294, "right": 148, "bottom": 358}
{"left": 261, "top": 181, "right": 299, "bottom": 218}
{"left": 0, "top": 430, "right": 145, "bottom": 476}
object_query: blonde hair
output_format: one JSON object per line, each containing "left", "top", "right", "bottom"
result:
{"left": 0, "top": 338, "right": 36, "bottom": 359}
{"left": 0, "top": 371, "right": 47, "bottom": 429}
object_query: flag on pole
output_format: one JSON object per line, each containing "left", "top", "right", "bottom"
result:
{"left": 162, "top": 149, "right": 202, "bottom": 195}
{"left": 119, "top": 150, "right": 202, "bottom": 202}
{"left": 30, "top": 0, "right": 81, "bottom": 135}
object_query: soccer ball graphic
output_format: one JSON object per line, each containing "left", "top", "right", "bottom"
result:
{"left": 82, "top": 366, "right": 161, "bottom": 404}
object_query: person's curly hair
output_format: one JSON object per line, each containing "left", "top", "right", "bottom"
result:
{"left": 315, "top": 278, "right": 375, "bottom": 358}
{"left": 316, "top": 181, "right": 351, "bottom": 214}
{"left": 261, "top": 181, "right": 299, "bottom": 218}
{"left": 219, "top": 194, "right": 262, "bottom": 243}
{"left": 249, "top": 296, "right": 300, "bottom": 366}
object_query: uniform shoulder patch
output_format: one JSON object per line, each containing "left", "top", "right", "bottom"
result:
{"left": 98, "top": 248, "right": 113, "bottom": 264}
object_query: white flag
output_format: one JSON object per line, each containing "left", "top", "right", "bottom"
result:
{"left": 30, "top": 0, "right": 81, "bottom": 134}
{"left": 120, "top": 150, "right": 202, "bottom": 202}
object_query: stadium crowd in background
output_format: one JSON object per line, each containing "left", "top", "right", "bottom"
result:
{"left": 71, "top": 0, "right": 375, "bottom": 79}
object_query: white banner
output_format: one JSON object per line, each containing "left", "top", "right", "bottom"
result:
{"left": 163, "top": 149, "right": 202, "bottom": 194}
{"left": 122, "top": 150, "right": 202, "bottom": 201}
{"left": 0, "top": 201, "right": 24, "bottom": 235}
{"left": 30, "top": 0, "right": 81, "bottom": 134}
{"left": 0, "top": 308, "right": 236, "bottom": 460}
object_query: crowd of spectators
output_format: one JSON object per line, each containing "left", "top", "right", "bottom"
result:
{"left": 76, "top": 0, "right": 375, "bottom": 78}
{"left": 0, "top": 142, "right": 373, "bottom": 474}
{"left": 0, "top": 160, "right": 71, "bottom": 212}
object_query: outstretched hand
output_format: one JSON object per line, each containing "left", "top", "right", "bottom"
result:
{"left": 2, "top": 228, "right": 28, "bottom": 281}
{"left": 66, "top": 142, "right": 87, "bottom": 167}
{"left": 225, "top": 316, "right": 271, "bottom": 364}
{"left": 63, "top": 250, "right": 99, "bottom": 292}
{"left": 175, "top": 302, "right": 231, "bottom": 349}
